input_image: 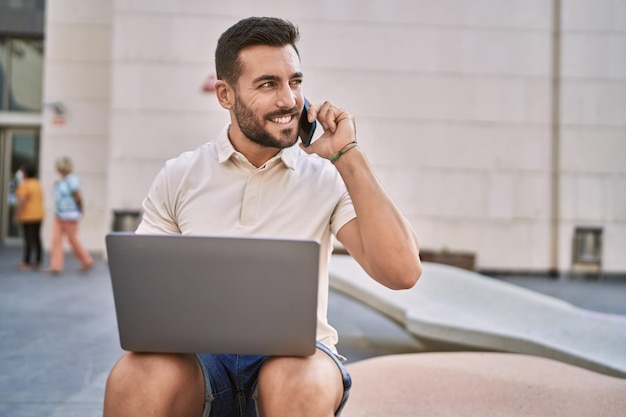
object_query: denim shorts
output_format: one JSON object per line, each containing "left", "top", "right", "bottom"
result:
{"left": 195, "top": 342, "right": 352, "bottom": 417}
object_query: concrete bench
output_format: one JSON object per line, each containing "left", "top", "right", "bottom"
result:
{"left": 329, "top": 254, "right": 626, "bottom": 378}
{"left": 342, "top": 352, "right": 626, "bottom": 417}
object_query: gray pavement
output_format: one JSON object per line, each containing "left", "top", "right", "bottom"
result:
{"left": 1, "top": 245, "right": 625, "bottom": 417}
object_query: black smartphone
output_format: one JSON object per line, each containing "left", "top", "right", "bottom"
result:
{"left": 299, "top": 100, "right": 317, "bottom": 147}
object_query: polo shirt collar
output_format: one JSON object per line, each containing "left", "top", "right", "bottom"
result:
{"left": 215, "top": 125, "right": 298, "bottom": 170}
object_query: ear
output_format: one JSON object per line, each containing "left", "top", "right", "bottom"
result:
{"left": 215, "top": 80, "right": 234, "bottom": 110}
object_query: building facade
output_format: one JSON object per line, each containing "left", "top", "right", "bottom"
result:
{"left": 1, "top": 0, "right": 625, "bottom": 276}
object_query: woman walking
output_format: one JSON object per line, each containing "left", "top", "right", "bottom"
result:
{"left": 13, "top": 164, "right": 45, "bottom": 270}
{"left": 44, "top": 156, "right": 93, "bottom": 274}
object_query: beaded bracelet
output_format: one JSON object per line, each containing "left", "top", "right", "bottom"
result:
{"left": 330, "top": 141, "right": 358, "bottom": 164}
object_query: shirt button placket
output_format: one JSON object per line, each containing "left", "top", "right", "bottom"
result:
{"left": 240, "top": 169, "right": 263, "bottom": 226}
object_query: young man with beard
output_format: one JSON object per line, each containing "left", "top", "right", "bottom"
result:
{"left": 103, "top": 16, "right": 421, "bottom": 417}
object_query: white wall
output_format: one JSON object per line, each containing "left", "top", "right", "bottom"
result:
{"left": 559, "top": 0, "right": 626, "bottom": 271}
{"left": 40, "top": 0, "right": 113, "bottom": 252}
{"left": 41, "top": 0, "right": 626, "bottom": 275}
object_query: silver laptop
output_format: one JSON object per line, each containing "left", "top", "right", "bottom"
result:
{"left": 105, "top": 232, "right": 319, "bottom": 356}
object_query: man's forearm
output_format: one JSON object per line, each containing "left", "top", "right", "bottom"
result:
{"left": 334, "top": 146, "right": 421, "bottom": 289}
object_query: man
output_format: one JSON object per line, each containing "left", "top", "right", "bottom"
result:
{"left": 103, "top": 16, "right": 421, "bottom": 417}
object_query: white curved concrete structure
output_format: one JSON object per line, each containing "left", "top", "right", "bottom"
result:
{"left": 343, "top": 353, "right": 626, "bottom": 417}
{"left": 329, "top": 255, "right": 626, "bottom": 378}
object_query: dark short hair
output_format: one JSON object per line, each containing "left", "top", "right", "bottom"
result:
{"left": 215, "top": 17, "right": 300, "bottom": 86}
{"left": 21, "top": 164, "right": 37, "bottom": 178}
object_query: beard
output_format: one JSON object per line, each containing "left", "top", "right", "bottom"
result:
{"left": 233, "top": 95, "right": 299, "bottom": 149}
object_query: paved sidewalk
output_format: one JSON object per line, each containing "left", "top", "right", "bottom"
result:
{"left": 1, "top": 245, "right": 624, "bottom": 416}
{"left": 0, "top": 248, "right": 121, "bottom": 417}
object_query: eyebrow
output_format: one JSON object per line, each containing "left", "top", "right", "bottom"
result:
{"left": 252, "top": 72, "right": 304, "bottom": 85}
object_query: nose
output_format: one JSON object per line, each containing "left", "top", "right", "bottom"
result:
{"left": 276, "top": 83, "right": 297, "bottom": 109}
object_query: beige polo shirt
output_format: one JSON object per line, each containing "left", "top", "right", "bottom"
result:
{"left": 137, "top": 126, "right": 356, "bottom": 353}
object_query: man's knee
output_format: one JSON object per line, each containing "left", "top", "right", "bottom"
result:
{"left": 257, "top": 350, "right": 344, "bottom": 415}
{"left": 104, "top": 352, "right": 205, "bottom": 417}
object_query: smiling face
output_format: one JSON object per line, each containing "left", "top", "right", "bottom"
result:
{"left": 223, "top": 44, "right": 305, "bottom": 151}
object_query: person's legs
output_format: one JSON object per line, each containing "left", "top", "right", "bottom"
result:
{"left": 48, "top": 217, "right": 65, "bottom": 271}
{"left": 104, "top": 345, "right": 350, "bottom": 417}
{"left": 63, "top": 220, "right": 93, "bottom": 269}
{"left": 33, "top": 221, "right": 43, "bottom": 266}
{"left": 103, "top": 352, "right": 205, "bottom": 417}
{"left": 255, "top": 343, "right": 351, "bottom": 417}
{"left": 21, "top": 222, "right": 42, "bottom": 267}
{"left": 21, "top": 223, "right": 34, "bottom": 265}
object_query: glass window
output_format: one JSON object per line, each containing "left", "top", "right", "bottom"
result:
{"left": 0, "top": 37, "right": 43, "bottom": 112}
{"left": 9, "top": 38, "right": 44, "bottom": 112}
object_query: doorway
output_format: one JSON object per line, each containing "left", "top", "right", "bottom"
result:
{"left": 0, "top": 128, "right": 40, "bottom": 245}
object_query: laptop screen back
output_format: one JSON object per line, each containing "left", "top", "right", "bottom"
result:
{"left": 106, "top": 233, "right": 320, "bottom": 356}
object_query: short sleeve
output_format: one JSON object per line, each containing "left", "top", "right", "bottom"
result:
{"left": 66, "top": 174, "right": 81, "bottom": 192}
{"left": 329, "top": 187, "right": 356, "bottom": 237}
{"left": 15, "top": 183, "right": 27, "bottom": 199}
{"left": 136, "top": 164, "right": 181, "bottom": 235}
